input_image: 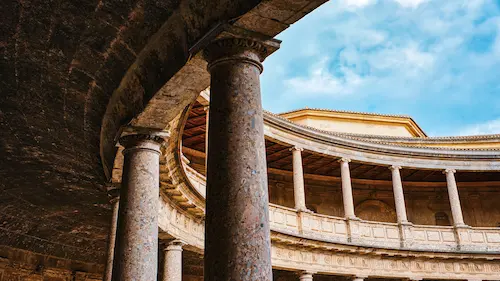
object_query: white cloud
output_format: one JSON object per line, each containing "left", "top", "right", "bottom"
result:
{"left": 339, "top": 0, "right": 377, "bottom": 10}
{"left": 393, "top": 0, "right": 429, "bottom": 8}
{"left": 458, "top": 119, "right": 500, "bottom": 136}
{"left": 285, "top": 57, "right": 364, "bottom": 96}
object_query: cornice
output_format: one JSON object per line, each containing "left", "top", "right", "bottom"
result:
{"left": 277, "top": 107, "right": 414, "bottom": 119}
{"left": 263, "top": 110, "right": 500, "bottom": 157}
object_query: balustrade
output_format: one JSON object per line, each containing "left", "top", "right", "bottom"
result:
{"left": 181, "top": 154, "right": 500, "bottom": 253}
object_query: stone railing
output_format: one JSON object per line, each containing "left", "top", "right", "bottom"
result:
{"left": 159, "top": 196, "right": 500, "bottom": 281}
{"left": 355, "top": 219, "right": 401, "bottom": 248}
{"left": 268, "top": 204, "right": 500, "bottom": 253}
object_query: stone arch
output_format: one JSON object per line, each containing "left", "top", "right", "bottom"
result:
{"left": 356, "top": 199, "right": 397, "bottom": 223}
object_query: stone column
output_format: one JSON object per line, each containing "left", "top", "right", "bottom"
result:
{"left": 291, "top": 146, "right": 307, "bottom": 212}
{"left": 103, "top": 186, "right": 120, "bottom": 281}
{"left": 163, "top": 240, "right": 184, "bottom": 281}
{"left": 204, "top": 105, "right": 209, "bottom": 173}
{"left": 299, "top": 271, "right": 314, "bottom": 281}
{"left": 113, "top": 134, "right": 164, "bottom": 281}
{"left": 444, "top": 169, "right": 466, "bottom": 227}
{"left": 203, "top": 35, "right": 279, "bottom": 281}
{"left": 339, "top": 158, "right": 356, "bottom": 219}
{"left": 389, "top": 166, "right": 408, "bottom": 224}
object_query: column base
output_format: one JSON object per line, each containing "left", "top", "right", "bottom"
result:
{"left": 454, "top": 224, "right": 474, "bottom": 251}
{"left": 346, "top": 217, "right": 361, "bottom": 243}
{"left": 398, "top": 221, "right": 414, "bottom": 248}
{"left": 296, "top": 208, "right": 313, "bottom": 214}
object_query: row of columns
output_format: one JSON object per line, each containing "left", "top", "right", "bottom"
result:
{"left": 290, "top": 149, "right": 467, "bottom": 228}
{"left": 103, "top": 30, "right": 279, "bottom": 280}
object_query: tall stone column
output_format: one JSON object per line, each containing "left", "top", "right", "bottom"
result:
{"left": 389, "top": 166, "right": 408, "bottom": 223}
{"left": 299, "top": 271, "right": 314, "bottom": 281}
{"left": 204, "top": 105, "right": 209, "bottom": 173}
{"left": 339, "top": 158, "right": 356, "bottom": 219}
{"left": 444, "top": 169, "right": 466, "bottom": 227}
{"left": 113, "top": 134, "right": 164, "bottom": 281}
{"left": 291, "top": 146, "right": 307, "bottom": 212}
{"left": 103, "top": 185, "right": 120, "bottom": 281}
{"left": 203, "top": 35, "right": 279, "bottom": 281}
{"left": 163, "top": 240, "right": 184, "bottom": 281}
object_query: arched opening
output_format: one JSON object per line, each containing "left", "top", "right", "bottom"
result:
{"left": 435, "top": 211, "right": 451, "bottom": 226}
{"left": 355, "top": 199, "right": 397, "bottom": 223}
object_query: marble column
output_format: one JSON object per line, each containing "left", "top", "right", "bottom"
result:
{"left": 389, "top": 166, "right": 408, "bottom": 224}
{"left": 103, "top": 186, "right": 120, "bottom": 281}
{"left": 299, "top": 271, "right": 314, "bottom": 281}
{"left": 203, "top": 35, "right": 279, "bottom": 281}
{"left": 339, "top": 158, "right": 356, "bottom": 219}
{"left": 204, "top": 105, "right": 209, "bottom": 173}
{"left": 113, "top": 134, "right": 164, "bottom": 281}
{"left": 163, "top": 240, "right": 184, "bottom": 281}
{"left": 291, "top": 146, "right": 307, "bottom": 211}
{"left": 444, "top": 169, "right": 466, "bottom": 227}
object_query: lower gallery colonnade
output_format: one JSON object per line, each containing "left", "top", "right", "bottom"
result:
{"left": 108, "top": 28, "right": 280, "bottom": 280}
{"left": 99, "top": 26, "right": 500, "bottom": 281}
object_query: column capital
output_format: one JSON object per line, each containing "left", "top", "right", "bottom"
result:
{"left": 289, "top": 146, "right": 304, "bottom": 152}
{"left": 202, "top": 25, "right": 280, "bottom": 73}
{"left": 338, "top": 157, "right": 351, "bottom": 163}
{"left": 443, "top": 168, "right": 456, "bottom": 174}
{"left": 164, "top": 240, "right": 185, "bottom": 252}
{"left": 119, "top": 133, "right": 166, "bottom": 148}
{"left": 389, "top": 165, "right": 402, "bottom": 171}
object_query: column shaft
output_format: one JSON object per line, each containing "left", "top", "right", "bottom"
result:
{"left": 390, "top": 166, "right": 408, "bottom": 223}
{"left": 163, "top": 241, "right": 183, "bottom": 281}
{"left": 444, "top": 169, "right": 465, "bottom": 227}
{"left": 204, "top": 105, "right": 209, "bottom": 173}
{"left": 203, "top": 37, "right": 276, "bottom": 280}
{"left": 113, "top": 135, "right": 163, "bottom": 281}
{"left": 339, "top": 158, "right": 356, "bottom": 219}
{"left": 104, "top": 195, "right": 119, "bottom": 281}
{"left": 291, "top": 147, "right": 307, "bottom": 211}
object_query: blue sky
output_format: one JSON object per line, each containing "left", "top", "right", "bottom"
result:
{"left": 261, "top": 0, "right": 500, "bottom": 136}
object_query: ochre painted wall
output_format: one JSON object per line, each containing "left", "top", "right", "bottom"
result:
{"left": 289, "top": 115, "right": 415, "bottom": 137}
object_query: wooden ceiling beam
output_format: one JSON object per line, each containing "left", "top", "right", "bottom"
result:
{"left": 183, "top": 123, "right": 206, "bottom": 134}
{"left": 311, "top": 158, "right": 338, "bottom": 174}
{"left": 419, "top": 170, "right": 437, "bottom": 181}
{"left": 186, "top": 114, "right": 207, "bottom": 124}
{"left": 182, "top": 132, "right": 206, "bottom": 144}
{"left": 371, "top": 167, "right": 389, "bottom": 180}
{"left": 347, "top": 163, "right": 368, "bottom": 178}
{"left": 267, "top": 154, "right": 292, "bottom": 167}
{"left": 403, "top": 169, "right": 421, "bottom": 181}
{"left": 266, "top": 147, "right": 291, "bottom": 160}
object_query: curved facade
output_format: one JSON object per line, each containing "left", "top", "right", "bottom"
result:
{"left": 1, "top": 0, "right": 499, "bottom": 280}
{"left": 150, "top": 95, "right": 500, "bottom": 281}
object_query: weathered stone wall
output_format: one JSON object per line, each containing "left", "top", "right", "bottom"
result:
{"left": 268, "top": 174, "right": 500, "bottom": 227}
{"left": 0, "top": 246, "right": 102, "bottom": 281}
